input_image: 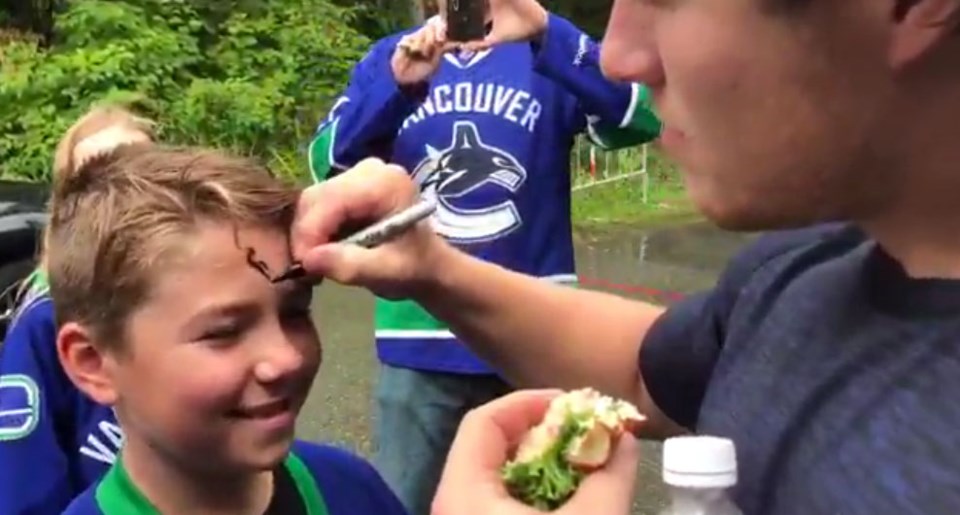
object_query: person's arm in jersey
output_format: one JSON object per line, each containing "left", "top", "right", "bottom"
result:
{"left": 0, "top": 295, "right": 77, "bottom": 514}
{"left": 531, "top": 14, "right": 662, "bottom": 149}
{"left": 307, "top": 21, "right": 450, "bottom": 183}
{"left": 469, "top": 0, "right": 661, "bottom": 148}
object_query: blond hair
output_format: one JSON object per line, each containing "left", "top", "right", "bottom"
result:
{"left": 32, "top": 106, "right": 157, "bottom": 277}
{"left": 45, "top": 118, "right": 298, "bottom": 348}
{"left": 52, "top": 105, "right": 156, "bottom": 180}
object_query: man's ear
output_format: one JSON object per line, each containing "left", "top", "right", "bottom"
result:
{"left": 889, "top": 0, "right": 960, "bottom": 68}
{"left": 56, "top": 322, "right": 119, "bottom": 406}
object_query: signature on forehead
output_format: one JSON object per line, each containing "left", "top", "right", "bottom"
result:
{"left": 244, "top": 247, "right": 273, "bottom": 280}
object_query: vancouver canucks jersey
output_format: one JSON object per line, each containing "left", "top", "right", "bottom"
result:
{"left": 63, "top": 440, "right": 408, "bottom": 515}
{"left": 0, "top": 281, "right": 121, "bottom": 514}
{"left": 309, "top": 13, "right": 661, "bottom": 374}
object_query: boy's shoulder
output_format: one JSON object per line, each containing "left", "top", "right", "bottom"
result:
{"left": 61, "top": 443, "right": 409, "bottom": 515}
{"left": 61, "top": 483, "right": 101, "bottom": 514}
{"left": 7, "top": 287, "right": 54, "bottom": 331}
{"left": 291, "top": 440, "right": 408, "bottom": 515}
{"left": 1, "top": 289, "right": 56, "bottom": 364}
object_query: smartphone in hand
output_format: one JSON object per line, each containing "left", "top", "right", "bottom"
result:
{"left": 446, "top": 0, "right": 486, "bottom": 42}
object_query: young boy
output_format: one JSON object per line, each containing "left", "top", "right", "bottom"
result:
{"left": 41, "top": 112, "right": 407, "bottom": 514}
{"left": 0, "top": 106, "right": 155, "bottom": 514}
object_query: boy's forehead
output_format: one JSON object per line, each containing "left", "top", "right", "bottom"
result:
{"left": 154, "top": 224, "right": 292, "bottom": 286}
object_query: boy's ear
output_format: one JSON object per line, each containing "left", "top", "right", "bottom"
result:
{"left": 888, "top": 0, "right": 960, "bottom": 68}
{"left": 56, "top": 322, "right": 119, "bottom": 406}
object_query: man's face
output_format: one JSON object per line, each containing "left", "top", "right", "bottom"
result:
{"left": 601, "top": 0, "right": 905, "bottom": 230}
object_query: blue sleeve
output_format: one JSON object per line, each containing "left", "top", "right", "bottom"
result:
{"left": 0, "top": 297, "right": 78, "bottom": 515}
{"left": 295, "top": 442, "right": 408, "bottom": 515}
{"left": 61, "top": 487, "right": 100, "bottom": 515}
{"left": 531, "top": 13, "right": 661, "bottom": 148}
{"left": 307, "top": 35, "right": 426, "bottom": 183}
{"left": 639, "top": 223, "right": 860, "bottom": 430}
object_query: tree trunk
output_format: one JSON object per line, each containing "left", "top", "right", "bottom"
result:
{"left": 2, "top": 0, "right": 57, "bottom": 46}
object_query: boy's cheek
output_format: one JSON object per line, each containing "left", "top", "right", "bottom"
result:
{"left": 152, "top": 357, "right": 250, "bottom": 418}
{"left": 301, "top": 334, "right": 324, "bottom": 373}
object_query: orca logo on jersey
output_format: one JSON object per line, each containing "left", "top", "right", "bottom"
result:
{"left": 412, "top": 121, "right": 527, "bottom": 244}
{"left": 0, "top": 374, "right": 40, "bottom": 441}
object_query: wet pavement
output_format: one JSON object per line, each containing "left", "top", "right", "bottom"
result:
{"left": 296, "top": 220, "right": 754, "bottom": 514}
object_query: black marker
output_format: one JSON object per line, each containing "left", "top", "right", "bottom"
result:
{"left": 272, "top": 199, "right": 438, "bottom": 283}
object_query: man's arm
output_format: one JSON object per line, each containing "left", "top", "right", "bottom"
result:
{"left": 531, "top": 14, "right": 662, "bottom": 149}
{"left": 307, "top": 38, "right": 426, "bottom": 182}
{"left": 407, "top": 223, "right": 853, "bottom": 438}
{"left": 415, "top": 241, "right": 684, "bottom": 439}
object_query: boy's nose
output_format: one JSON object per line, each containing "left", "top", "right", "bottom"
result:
{"left": 254, "top": 338, "right": 307, "bottom": 384}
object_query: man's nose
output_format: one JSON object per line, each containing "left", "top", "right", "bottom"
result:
{"left": 600, "top": 0, "right": 664, "bottom": 86}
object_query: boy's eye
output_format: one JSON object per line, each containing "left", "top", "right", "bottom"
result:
{"left": 198, "top": 323, "right": 243, "bottom": 342}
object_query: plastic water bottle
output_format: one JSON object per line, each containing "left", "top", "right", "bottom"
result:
{"left": 659, "top": 436, "right": 743, "bottom": 515}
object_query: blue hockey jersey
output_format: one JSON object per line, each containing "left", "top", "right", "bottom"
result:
{"left": 0, "top": 282, "right": 120, "bottom": 514}
{"left": 63, "top": 440, "right": 408, "bottom": 515}
{"left": 308, "top": 13, "right": 661, "bottom": 374}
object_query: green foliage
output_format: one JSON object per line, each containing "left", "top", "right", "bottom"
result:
{"left": 542, "top": 0, "right": 613, "bottom": 38}
{"left": 331, "top": 0, "right": 417, "bottom": 40}
{"left": 0, "top": 0, "right": 370, "bottom": 183}
{"left": 571, "top": 146, "right": 696, "bottom": 228}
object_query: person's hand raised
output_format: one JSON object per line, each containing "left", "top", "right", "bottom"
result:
{"left": 291, "top": 158, "right": 451, "bottom": 300}
{"left": 391, "top": 18, "right": 458, "bottom": 86}
{"left": 461, "top": 0, "right": 549, "bottom": 52}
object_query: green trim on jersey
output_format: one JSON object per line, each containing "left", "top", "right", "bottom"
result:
{"left": 26, "top": 268, "right": 48, "bottom": 292}
{"left": 374, "top": 275, "right": 578, "bottom": 339}
{"left": 95, "top": 459, "right": 157, "bottom": 515}
{"left": 586, "top": 83, "right": 662, "bottom": 150}
{"left": 93, "top": 453, "right": 329, "bottom": 515}
{"left": 285, "top": 452, "right": 330, "bottom": 515}
{"left": 308, "top": 121, "right": 339, "bottom": 183}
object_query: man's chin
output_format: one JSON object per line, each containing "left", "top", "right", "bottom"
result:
{"left": 694, "top": 195, "right": 836, "bottom": 233}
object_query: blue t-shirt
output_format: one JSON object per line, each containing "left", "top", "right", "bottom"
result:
{"left": 0, "top": 290, "right": 119, "bottom": 514}
{"left": 642, "top": 223, "right": 960, "bottom": 514}
{"left": 63, "top": 440, "right": 408, "bottom": 514}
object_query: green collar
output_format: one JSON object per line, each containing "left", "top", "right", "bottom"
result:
{"left": 95, "top": 453, "right": 329, "bottom": 515}
{"left": 28, "top": 268, "right": 47, "bottom": 290}
{"left": 21, "top": 267, "right": 48, "bottom": 296}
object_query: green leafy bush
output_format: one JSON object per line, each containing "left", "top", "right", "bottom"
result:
{"left": 0, "top": 0, "right": 370, "bottom": 183}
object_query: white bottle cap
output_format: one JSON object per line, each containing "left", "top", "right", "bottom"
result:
{"left": 662, "top": 436, "right": 737, "bottom": 489}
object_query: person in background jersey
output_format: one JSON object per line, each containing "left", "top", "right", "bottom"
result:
{"left": 293, "top": 0, "right": 960, "bottom": 513}
{"left": 307, "top": 0, "right": 660, "bottom": 511}
{"left": 44, "top": 110, "right": 406, "bottom": 515}
{"left": 0, "top": 106, "right": 154, "bottom": 514}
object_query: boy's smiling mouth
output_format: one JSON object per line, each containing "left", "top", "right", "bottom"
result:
{"left": 229, "top": 398, "right": 293, "bottom": 420}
